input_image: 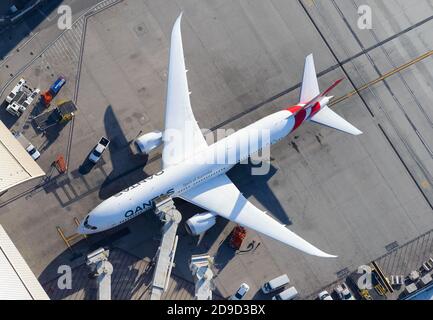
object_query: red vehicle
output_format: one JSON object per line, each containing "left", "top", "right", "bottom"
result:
{"left": 42, "top": 76, "right": 66, "bottom": 105}
{"left": 230, "top": 226, "right": 247, "bottom": 250}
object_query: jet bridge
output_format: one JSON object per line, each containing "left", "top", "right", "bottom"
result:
{"left": 190, "top": 254, "right": 214, "bottom": 300}
{"left": 86, "top": 248, "right": 113, "bottom": 300}
{"left": 150, "top": 196, "right": 181, "bottom": 300}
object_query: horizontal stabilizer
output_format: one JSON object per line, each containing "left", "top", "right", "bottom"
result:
{"left": 310, "top": 106, "right": 363, "bottom": 136}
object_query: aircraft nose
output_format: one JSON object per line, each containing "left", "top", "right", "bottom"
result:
{"left": 77, "top": 213, "right": 99, "bottom": 235}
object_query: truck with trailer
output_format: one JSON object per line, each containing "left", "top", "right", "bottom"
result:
{"left": 42, "top": 76, "right": 66, "bottom": 105}
{"left": 33, "top": 100, "right": 77, "bottom": 131}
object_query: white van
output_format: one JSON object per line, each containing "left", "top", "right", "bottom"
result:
{"left": 261, "top": 274, "right": 290, "bottom": 294}
{"left": 272, "top": 286, "right": 298, "bottom": 300}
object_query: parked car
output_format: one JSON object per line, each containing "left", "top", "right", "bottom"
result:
{"left": 229, "top": 283, "right": 250, "bottom": 300}
{"left": 335, "top": 283, "right": 355, "bottom": 300}
{"left": 318, "top": 290, "right": 333, "bottom": 300}
{"left": 89, "top": 137, "right": 110, "bottom": 163}
{"left": 26, "top": 144, "right": 41, "bottom": 161}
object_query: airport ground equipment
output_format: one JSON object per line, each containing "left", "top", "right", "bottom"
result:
{"left": 359, "top": 289, "right": 373, "bottom": 300}
{"left": 371, "top": 261, "right": 393, "bottom": 294}
{"left": 33, "top": 100, "right": 77, "bottom": 131}
{"left": 86, "top": 248, "right": 113, "bottom": 300}
{"left": 5, "top": 78, "right": 26, "bottom": 104}
{"left": 390, "top": 275, "right": 404, "bottom": 287}
{"left": 190, "top": 254, "right": 214, "bottom": 300}
{"left": 42, "top": 76, "right": 66, "bottom": 105}
{"left": 53, "top": 155, "right": 67, "bottom": 174}
{"left": 150, "top": 197, "right": 181, "bottom": 300}
{"left": 230, "top": 226, "right": 246, "bottom": 250}
{"left": 4, "top": 78, "right": 40, "bottom": 117}
{"left": 405, "top": 283, "right": 418, "bottom": 295}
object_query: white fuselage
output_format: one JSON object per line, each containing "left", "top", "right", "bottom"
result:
{"left": 79, "top": 105, "right": 321, "bottom": 234}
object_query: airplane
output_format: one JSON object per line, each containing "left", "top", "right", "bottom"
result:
{"left": 78, "top": 13, "right": 362, "bottom": 258}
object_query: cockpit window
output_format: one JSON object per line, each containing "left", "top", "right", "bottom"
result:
{"left": 84, "top": 215, "right": 97, "bottom": 230}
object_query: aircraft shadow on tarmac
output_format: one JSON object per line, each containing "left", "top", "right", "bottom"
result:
{"left": 97, "top": 105, "right": 149, "bottom": 200}
{"left": 227, "top": 161, "right": 292, "bottom": 226}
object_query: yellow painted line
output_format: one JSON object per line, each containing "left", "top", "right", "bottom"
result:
{"left": 330, "top": 50, "right": 433, "bottom": 107}
{"left": 56, "top": 226, "right": 72, "bottom": 251}
{"left": 56, "top": 217, "right": 87, "bottom": 251}
{"left": 66, "top": 233, "right": 82, "bottom": 242}
{"left": 421, "top": 180, "right": 431, "bottom": 190}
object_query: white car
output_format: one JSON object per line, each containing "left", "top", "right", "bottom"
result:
{"left": 335, "top": 283, "right": 355, "bottom": 300}
{"left": 89, "top": 137, "right": 110, "bottom": 163}
{"left": 229, "top": 283, "right": 250, "bottom": 300}
{"left": 26, "top": 144, "right": 41, "bottom": 161}
{"left": 318, "top": 290, "right": 333, "bottom": 300}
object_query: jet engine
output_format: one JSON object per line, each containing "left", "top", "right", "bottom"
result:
{"left": 134, "top": 131, "right": 163, "bottom": 154}
{"left": 185, "top": 212, "right": 217, "bottom": 236}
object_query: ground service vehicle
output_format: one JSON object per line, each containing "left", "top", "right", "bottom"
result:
{"left": 14, "top": 132, "right": 40, "bottom": 161}
{"left": 335, "top": 283, "right": 355, "bottom": 300}
{"left": 33, "top": 100, "right": 77, "bottom": 131}
{"left": 229, "top": 283, "right": 250, "bottom": 300}
{"left": 318, "top": 290, "right": 333, "bottom": 300}
{"left": 89, "top": 137, "right": 110, "bottom": 163}
{"left": 261, "top": 274, "right": 290, "bottom": 294}
{"left": 26, "top": 144, "right": 41, "bottom": 161}
{"left": 6, "top": 78, "right": 26, "bottom": 104}
{"left": 42, "top": 76, "right": 66, "bottom": 105}
{"left": 272, "top": 286, "right": 298, "bottom": 300}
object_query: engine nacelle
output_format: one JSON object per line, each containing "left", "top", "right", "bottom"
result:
{"left": 185, "top": 212, "right": 217, "bottom": 236}
{"left": 134, "top": 131, "right": 163, "bottom": 154}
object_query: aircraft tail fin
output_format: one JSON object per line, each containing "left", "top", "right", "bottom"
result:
{"left": 299, "top": 54, "right": 343, "bottom": 108}
{"left": 300, "top": 54, "right": 320, "bottom": 103}
{"left": 310, "top": 106, "right": 363, "bottom": 136}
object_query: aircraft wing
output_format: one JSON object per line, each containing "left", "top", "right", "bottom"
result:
{"left": 162, "top": 13, "right": 208, "bottom": 169}
{"left": 180, "top": 174, "right": 336, "bottom": 258}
